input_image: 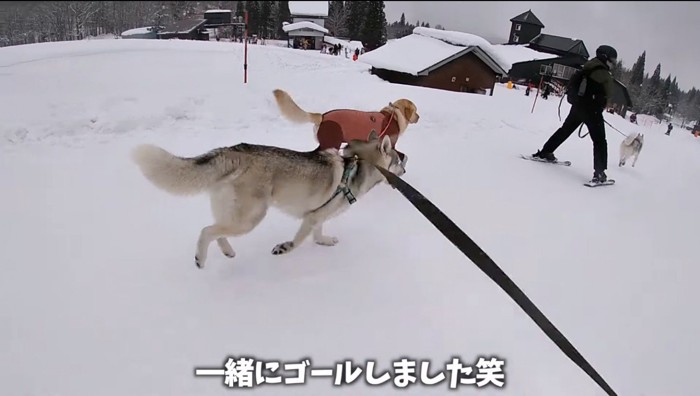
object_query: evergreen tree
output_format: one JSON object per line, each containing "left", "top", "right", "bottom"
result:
{"left": 235, "top": 1, "right": 245, "bottom": 17}
{"left": 346, "top": 1, "right": 367, "bottom": 40}
{"left": 360, "top": 1, "right": 387, "bottom": 50}
{"left": 662, "top": 74, "right": 672, "bottom": 102}
{"left": 258, "top": 0, "right": 273, "bottom": 38}
{"left": 612, "top": 59, "right": 624, "bottom": 80}
{"left": 276, "top": 1, "right": 291, "bottom": 38}
{"left": 327, "top": 0, "right": 347, "bottom": 37}
{"left": 245, "top": 1, "right": 260, "bottom": 37}
{"left": 646, "top": 63, "right": 662, "bottom": 115}
{"left": 629, "top": 51, "right": 646, "bottom": 87}
{"left": 649, "top": 63, "right": 662, "bottom": 93}
{"left": 399, "top": 12, "right": 405, "bottom": 26}
{"left": 670, "top": 76, "right": 680, "bottom": 107}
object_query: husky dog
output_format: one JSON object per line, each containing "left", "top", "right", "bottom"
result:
{"left": 131, "top": 131, "right": 405, "bottom": 268}
{"left": 619, "top": 132, "right": 644, "bottom": 167}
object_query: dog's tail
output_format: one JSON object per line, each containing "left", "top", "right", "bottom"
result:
{"left": 622, "top": 131, "right": 639, "bottom": 146}
{"left": 131, "top": 144, "right": 241, "bottom": 196}
{"left": 273, "top": 89, "right": 323, "bottom": 125}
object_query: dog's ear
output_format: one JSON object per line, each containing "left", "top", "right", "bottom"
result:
{"left": 399, "top": 100, "right": 419, "bottom": 123}
{"left": 368, "top": 130, "right": 379, "bottom": 141}
{"left": 379, "top": 135, "right": 392, "bottom": 155}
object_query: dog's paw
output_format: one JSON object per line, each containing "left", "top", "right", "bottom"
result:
{"left": 271, "top": 241, "right": 295, "bottom": 255}
{"left": 195, "top": 255, "right": 204, "bottom": 269}
{"left": 315, "top": 236, "right": 339, "bottom": 246}
{"left": 217, "top": 240, "right": 236, "bottom": 258}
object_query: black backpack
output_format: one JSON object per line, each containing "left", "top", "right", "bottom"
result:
{"left": 566, "top": 65, "right": 607, "bottom": 105}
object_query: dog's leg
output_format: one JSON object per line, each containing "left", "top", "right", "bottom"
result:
{"left": 203, "top": 187, "right": 270, "bottom": 265}
{"left": 217, "top": 238, "right": 235, "bottom": 258}
{"left": 196, "top": 224, "right": 238, "bottom": 268}
{"left": 197, "top": 200, "right": 269, "bottom": 268}
{"left": 632, "top": 154, "right": 638, "bottom": 167}
{"left": 272, "top": 218, "right": 314, "bottom": 255}
{"left": 312, "top": 223, "right": 339, "bottom": 246}
{"left": 272, "top": 214, "right": 325, "bottom": 255}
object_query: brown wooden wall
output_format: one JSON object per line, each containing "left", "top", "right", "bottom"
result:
{"left": 371, "top": 52, "right": 499, "bottom": 95}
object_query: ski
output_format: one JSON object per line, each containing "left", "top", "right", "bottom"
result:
{"left": 583, "top": 179, "right": 615, "bottom": 187}
{"left": 520, "top": 154, "right": 571, "bottom": 166}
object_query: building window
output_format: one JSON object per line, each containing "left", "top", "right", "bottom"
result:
{"left": 539, "top": 64, "right": 553, "bottom": 76}
{"left": 515, "top": 24, "right": 521, "bottom": 31}
{"left": 552, "top": 63, "right": 578, "bottom": 80}
{"left": 512, "top": 34, "right": 519, "bottom": 43}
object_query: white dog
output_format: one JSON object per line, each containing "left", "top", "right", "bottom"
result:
{"left": 619, "top": 132, "right": 644, "bottom": 167}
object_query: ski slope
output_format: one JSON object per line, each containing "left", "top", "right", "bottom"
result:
{"left": 1, "top": 39, "right": 698, "bottom": 396}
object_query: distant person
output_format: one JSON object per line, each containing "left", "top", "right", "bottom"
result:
{"left": 530, "top": 45, "right": 618, "bottom": 184}
{"left": 666, "top": 122, "right": 673, "bottom": 136}
{"left": 541, "top": 84, "right": 551, "bottom": 99}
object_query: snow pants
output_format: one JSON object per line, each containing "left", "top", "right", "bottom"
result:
{"left": 541, "top": 105, "right": 607, "bottom": 173}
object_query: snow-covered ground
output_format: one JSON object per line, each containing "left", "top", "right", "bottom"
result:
{"left": 1, "top": 39, "right": 698, "bottom": 396}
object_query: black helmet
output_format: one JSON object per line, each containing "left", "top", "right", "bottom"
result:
{"left": 596, "top": 45, "right": 618, "bottom": 63}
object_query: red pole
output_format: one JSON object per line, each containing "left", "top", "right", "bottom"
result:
{"left": 531, "top": 75, "right": 543, "bottom": 114}
{"left": 243, "top": 10, "right": 248, "bottom": 84}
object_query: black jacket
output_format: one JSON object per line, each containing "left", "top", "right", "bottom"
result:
{"left": 580, "top": 57, "right": 615, "bottom": 111}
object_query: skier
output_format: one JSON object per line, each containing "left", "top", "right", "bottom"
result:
{"left": 666, "top": 122, "right": 673, "bottom": 136}
{"left": 530, "top": 45, "right": 618, "bottom": 184}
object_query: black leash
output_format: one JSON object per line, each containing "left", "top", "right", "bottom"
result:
{"left": 578, "top": 120, "right": 628, "bottom": 139}
{"left": 375, "top": 165, "right": 619, "bottom": 396}
{"left": 559, "top": 100, "right": 629, "bottom": 140}
{"left": 604, "top": 119, "right": 628, "bottom": 138}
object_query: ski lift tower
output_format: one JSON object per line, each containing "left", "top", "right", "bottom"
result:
{"left": 237, "top": 12, "right": 249, "bottom": 84}
{"left": 204, "top": 9, "right": 249, "bottom": 84}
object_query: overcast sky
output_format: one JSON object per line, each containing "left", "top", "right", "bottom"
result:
{"left": 383, "top": 1, "right": 700, "bottom": 91}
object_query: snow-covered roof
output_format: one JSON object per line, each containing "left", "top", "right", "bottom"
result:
{"left": 205, "top": 9, "right": 231, "bottom": 13}
{"left": 282, "top": 21, "right": 329, "bottom": 34}
{"left": 121, "top": 27, "right": 155, "bottom": 37}
{"left": 358, "top": 27, "right": 509, "bottom": 76}
{"left": 360, "top": 34, "right": 463, "bottom": 75}
{"left": 289, "top": 1, "right": 328, "bottom": 17}
{"left": 159, "top": 19, "right": 206, "bottom": 34}
{"left": 413, "top": 27, "right": 512, "bottom": 71}
{"left": 491, "top": 44, "right": 558, "bottom": 67}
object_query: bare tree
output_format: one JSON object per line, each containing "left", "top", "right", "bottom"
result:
{"left": 69, "top": 1, "right": 99, "bottom": 39}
